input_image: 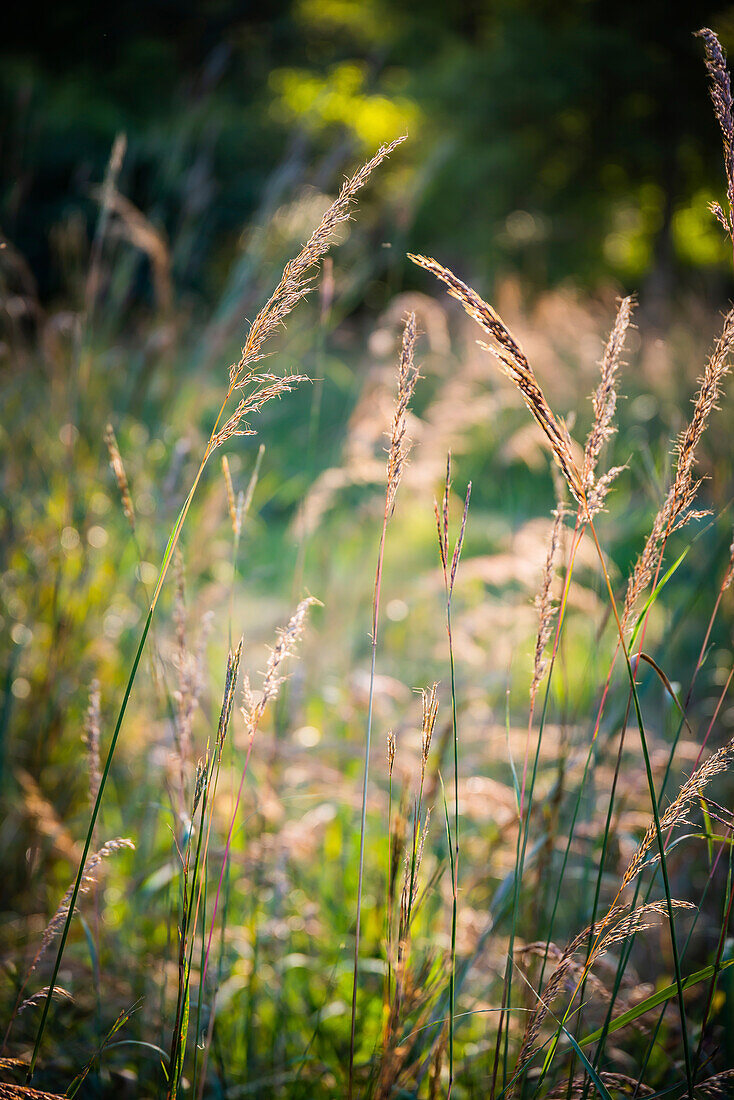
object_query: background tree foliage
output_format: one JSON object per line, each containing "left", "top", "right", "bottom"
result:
{"left": 3, "top": 0, "right": 734, "bottom": 306}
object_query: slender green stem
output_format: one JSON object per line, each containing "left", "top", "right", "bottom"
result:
{"left": 348, "top": 514, "right": 388, "bottom": 1100}
{"left": 447, "top": 599, "right": 459, "bottom": 1096}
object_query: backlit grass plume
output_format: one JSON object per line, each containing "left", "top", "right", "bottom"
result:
{"left": 230, "top": 135, "right": 406, "bottom": 390}
{"left": 408, "top": 253, "right": 586, "bottom": 507}
{"left": 583, "top": 294, "right": 634, "bottom": 517}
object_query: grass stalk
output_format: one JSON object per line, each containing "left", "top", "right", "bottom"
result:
{"left": 348, "top": 512, "right": 388, "bottom": 1100}
{"left": 348, "top": 311, "right": 419, "bottom": 1098}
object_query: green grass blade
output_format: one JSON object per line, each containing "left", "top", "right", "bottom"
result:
{"left": 579, "top": 959, "right": 734, "bottom": 1049}
{"left": 630, "top": 547, "right": 689, "bottom": 647}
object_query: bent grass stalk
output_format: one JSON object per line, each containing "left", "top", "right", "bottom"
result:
{"left": 27, "top": 137, "right": 404, "bottom": 1081}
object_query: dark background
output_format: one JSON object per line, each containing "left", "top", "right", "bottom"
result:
{"left": 3, "top": 0, "right": 734, "bottom": 309}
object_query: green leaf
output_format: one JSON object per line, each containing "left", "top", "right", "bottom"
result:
{"left": 630, "top": 546, "right": 689, "bottom": 647}
{"left": 579, "top": 958, "right": 734, "bottom": 1048}
{"left": 557, "top": 1022, "right": 613, "bottom": 1099}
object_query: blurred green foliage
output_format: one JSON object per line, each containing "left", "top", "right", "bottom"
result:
{"left": 3, "top": 0, "right": 734, "bottom": 305}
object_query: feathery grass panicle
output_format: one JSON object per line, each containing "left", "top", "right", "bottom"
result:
{"left": 530, "top": 506, "right": 564, "bottom": 704}
{"left": 515, "top": 898, "right": 692, "bottom": 1078}
{"left": 31, "top": 839, "right": 135, "bottom": 979}
{"left": 230, "top": 135, "right": 407, "bottom": 390}
{"left": 695, "top": 1069, "right": 734, "bottom": 1097}
{"left": 670, "top": 307, "right": 734, "bottom": 517}
{"left": 0, "top": 1083, "right": 68, "bottom": 1099}
{"left": 623, "top": 307, "right": 734, "bottom": 626}
{"left": 435, "top": 452, "right": 472, "bottom": 599}
{"left": 104, "top": 423, "right": 135, "bottom": 531}
{"left": 202, "top": 599, "right": 317, "bottom": 992}
{"left": 82, "top": 680, "right": 101, "bottom": 808}
{"left": 240, "top": 596, "right": 319, "bottom": 738}
{"left": 583, "top": 295, "right": 635, "bottom": 516}
{"left": 399, "top": 799, "right": 433, "bottom": 929}
{"left": 408, "top": 253, "right": 586, "bottom": 506}
{"left": 697, "top": 29, "right": 734, "bottom": 238}
{"left": 386, "top": 312, "right": 420, "bottom": 516}
{"left": 211, "top": 373, "right": 310, "bottom": 451}
{"left": 420, "top": 683, "right": 439, "bottom": 785}
{"left": 621, "top": 735, "right": 734, "bottom": 889}
{"left": 595, "top": 899, "right": 695, "bottom": 954}
{"left": 210, "top": 138, "right": 407, "bottom": 458}
{"left": 216, "top": 638, "right": 243, "bottom": 759}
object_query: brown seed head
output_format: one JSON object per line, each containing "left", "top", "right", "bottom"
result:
{"left": 697, "top": 29, "right": 734, "bottom": 235}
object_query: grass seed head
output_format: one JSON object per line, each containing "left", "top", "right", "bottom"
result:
{"left": 409, "top": 253, "right": 586, "bottom": 506}
{"left": 386, "top": 311, "right": 420, "bottom": 517}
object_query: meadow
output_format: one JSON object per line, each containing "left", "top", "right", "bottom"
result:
{"left": 2, "top": 21, "right": 734, "bottom": 1100}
